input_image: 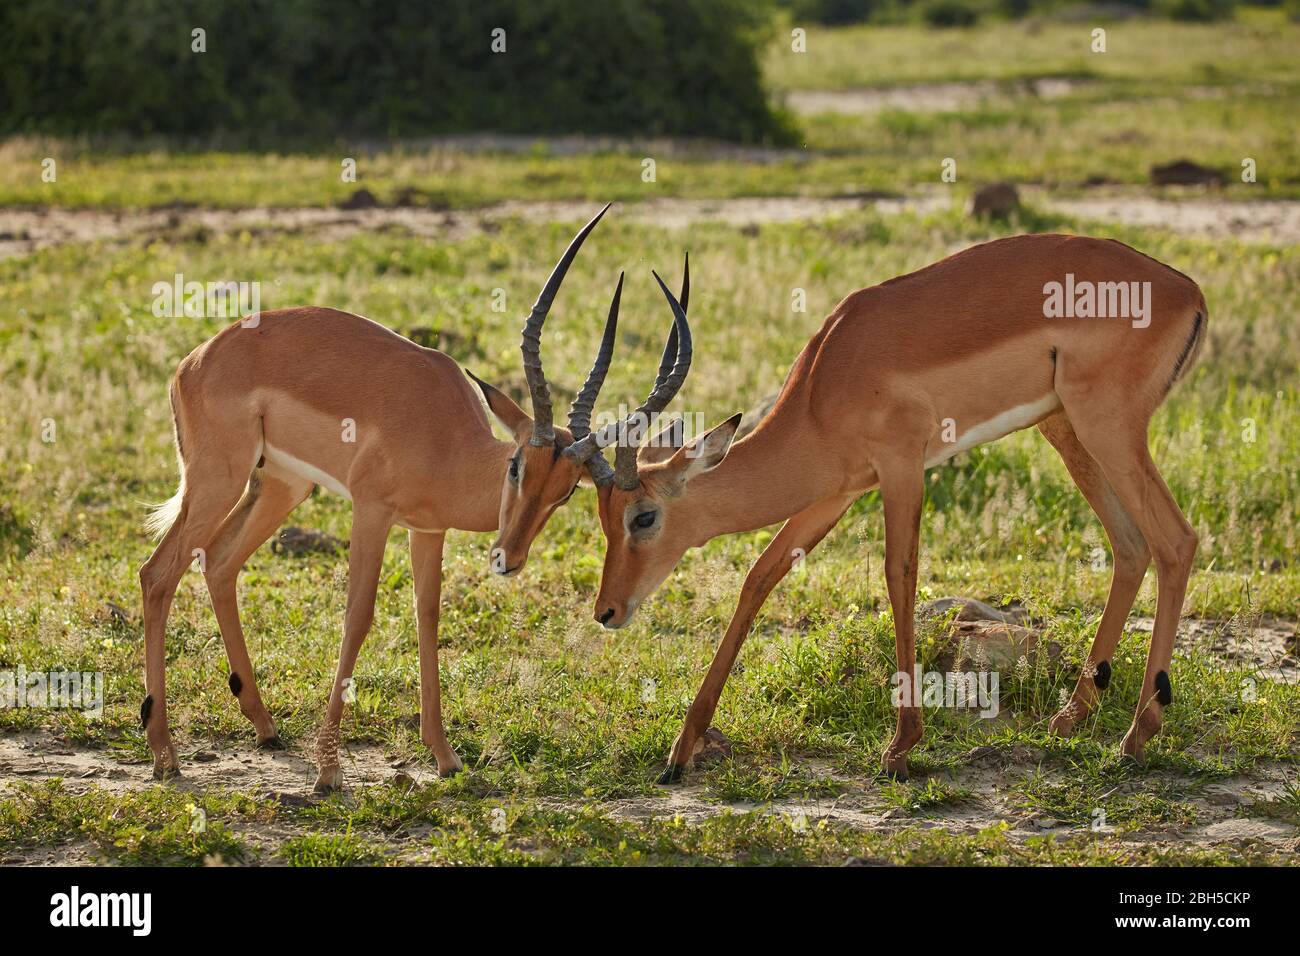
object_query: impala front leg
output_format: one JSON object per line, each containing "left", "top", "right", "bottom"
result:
{"left": 661, "top": 494, "right": 854, "bottom": 783}
{"left": 315, "top": 504, "right": 393, "bottom": 793}
{"left": 410, "top": 530, "right": 462, "bottom": 776}
{"left": 876, "top": 456, "right": 925, "bottom": 780}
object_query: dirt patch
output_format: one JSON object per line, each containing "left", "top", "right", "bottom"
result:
{"left": 1048, "top": 195, "right": 1300, "bottom": 244}
{"left": 784, "top": 78, "right": 1085, "bottom": 116}
{"left": 2, "top": 608, "right": 1296, "bottom": 866}
{"left": 0, "top": 728, "right": 428, "bottom": 798}
{"left": 4, "top": 191, "right": 1297, "bottom": 262}
{"left": 1131, "top": 615, "right": 1299, "bottom": 685}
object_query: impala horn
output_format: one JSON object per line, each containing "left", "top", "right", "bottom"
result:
{"left": 565, "top": 254, "right": 691, "bottom": 489}
{"left": 520, "top": 203, "right": 611, "bottom": 446}
{"left": 566, "top": 272, "right": 623, "bottom": 485}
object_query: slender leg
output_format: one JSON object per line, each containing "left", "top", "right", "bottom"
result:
{"left": 660, "top": 493, "right": 855, "bottom": 783}
{"left": 875, "top": 455, "right": 926, "bottom": 780}
{"left": 1063, "top": 407, "right": 1197, "bottom": 759}
{"left": 1037, "top": 412, "right": 1151, "bottom": 735}
{"left": 202, "top": 468, "right": 313, "bottom": 746}
{"left": 409, "top": 529, "right": 462, "bottom": 776}
{"left": 139, "top": 458, "right": 253, "bottom": 779}
{"left": 314, "top": 503, "right": 394, "bottom": 792}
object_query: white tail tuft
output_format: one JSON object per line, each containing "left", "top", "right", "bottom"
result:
{"left": 143, "top": 477, "right": 185, "bottom": 540}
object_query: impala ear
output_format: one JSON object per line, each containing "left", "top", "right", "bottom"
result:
{"left": 637, "top": 417, "right": 685, "bottom": 466}
{"left": 467, "top": 370, "right": 532, "bottom": 440}
{"left": 667, "top": 413, "right": 741, "bottom": 483}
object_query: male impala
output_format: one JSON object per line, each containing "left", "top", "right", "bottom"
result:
{"left": 140, "top": 206, "right": 620, "bottom": 791}
{"left": 562, "top": 234, "right": 1207, "bottom": 782}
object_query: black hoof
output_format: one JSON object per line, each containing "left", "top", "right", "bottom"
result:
{"left": 657, "top": 764, "right": 686, "bottom": 785}
{"left": 256, "top": 735, "right": 286, "bottom": 751}
{"left": 437, "top": 765, "right": 461, "bottom": 779}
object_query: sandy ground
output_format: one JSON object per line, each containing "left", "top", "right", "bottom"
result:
{"left": 2, "top": 725, "right": 1295, "bottom": 865}
{"left": 2, "top": 611, "right": 1295, "bottom": 865}
{"left": 3, "top": 191, "right": 1299, "bottom": 264}
{"left": 783, "top": 78, "right": 1086, "bottom": 116}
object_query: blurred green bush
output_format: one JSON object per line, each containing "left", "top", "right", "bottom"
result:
{"left": 921, "top": 0, "right": 982, "bottom": 25}
{"left": 0, "top": 0, "right": 795, "bottom": 145}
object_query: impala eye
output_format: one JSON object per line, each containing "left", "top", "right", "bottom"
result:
{"left": 633, "top": 511, "right": 657, "bottom": 530}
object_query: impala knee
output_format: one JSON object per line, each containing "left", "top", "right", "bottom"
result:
{"left": 1112, "top": 543, "right": 1151, "bottom": 582}
{"left": 1174, "top": 526, "right": 1198, "bottom": 569}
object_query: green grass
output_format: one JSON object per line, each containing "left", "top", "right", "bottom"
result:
{"left": 0, "top": 13, "right": 1296, "bottom": 865}
{"left": 2, "top": 779, "right": 1292, "bottom": 866}
{"left": 1, "top": 14, "right": 1296, "bottom": 206}
{"left": 0, "top": 780, "right": 251, "bottom": 865}
{"left": 0, "top": 207, "right": 1296, "bottom": 864}
{"left": 764, "top": 11, "right": 1300, "bottom": 91}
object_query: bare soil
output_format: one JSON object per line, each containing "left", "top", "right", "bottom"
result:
{"left": 2, "top": 615, "right": 1296, "bottom": 865}
{"left": 3, "top": 191, "right": 1298, "bottom": 263}
{"left": 783, "top": 78, "right": 1086, "bottom": 116}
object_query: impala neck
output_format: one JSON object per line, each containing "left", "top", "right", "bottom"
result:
{"left": 678, "top": 398, "right": 832, "bottom": 543}
{"left": 460, "top": 433, "right": 515, "bottom": 532}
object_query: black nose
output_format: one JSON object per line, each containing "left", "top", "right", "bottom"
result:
{"left": 598, "top": 608, "right": 616, "bottom": 625}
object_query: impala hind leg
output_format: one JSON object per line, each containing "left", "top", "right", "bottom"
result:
{"left": 314, "top": 503, "right": 393, "bottom": 793}
{"left": 660, "top": 493, "right": 855, "bottom": 783}
{"left": 1037, "top": 412, "right": 1151, "bottom": 736}
{"left": 140, "top": 448, "right": 258, "bottom": 778}
{"left": 410, "top": 530, "right": 462, "bottom": 776}
{"left": 202, "top": 467, "right": 314, "bottom": 748}
{"left": 876, "top": 456, "right": 926, "bottom": 780}
{"left": 1062, "top": 404, "right": 1197, "bottom": 760}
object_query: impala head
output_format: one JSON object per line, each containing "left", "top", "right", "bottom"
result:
{"left": 471, "top": 204, "right": 625, "bottom": 576}
{"left": 556, "top": 259, "right": 738, "bottom": 628}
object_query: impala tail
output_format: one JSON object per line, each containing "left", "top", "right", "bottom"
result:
{"left": 143, "top": 381, "right": 189, "bottom": 539}
{"left": 1167, "top": 301, "right": 1207, "bottom": 391}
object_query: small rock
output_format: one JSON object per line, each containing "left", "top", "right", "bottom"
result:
{"left": 1150, "top": 160, "right": 1225, "bottom": 187}
{"left": 964, "top": 745, "right": 1001, "bottom": 764}
{"left": 918, "top": 596, "right": 1024, "bottom": 625}
{"left": 103, "top": 601, "right": 131, "bottom": 626}
{"left": 263, "top": 790, "right": 316, "bottom": 808}
{"left": 970, "top": 183, "right": 1020, "bottom": 220}
{"left": 271, "top": 526, "right": 348, "bottom": 557}
{"left": 193, "top": 751, "right": 218, "bottom": 763}
{"left": 390, "top": 772, "right": 417, "bottom": 790}
{"left": 843, "top": 856, "right": 897, "bottom": 866}
{"left": 694, "top": 727, "right": 733, "bottom": 766}
{"left": 337, "top": 188, "right": 380, "bottom": 210}
{"left": 935, "top": 620, "right": 1061, "bottom": 674}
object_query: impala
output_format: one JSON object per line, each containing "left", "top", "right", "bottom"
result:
{"left": 561, "top": 234, "right": 1207, "bottom": 782}
{"left": 139, "top": 205, "right": 621, "bottom": 791}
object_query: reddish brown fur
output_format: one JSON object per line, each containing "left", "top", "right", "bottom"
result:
{"left": 589, "top": 234, "right": 1206, "bottom": 779}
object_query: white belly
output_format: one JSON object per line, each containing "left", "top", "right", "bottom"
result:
{"left": 263, "top": 442, "right": 352, "bottom": 500}
{"left": 925, "top": 394, "right": 1061, "bottom": 468}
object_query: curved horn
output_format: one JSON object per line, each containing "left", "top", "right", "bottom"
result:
{"left": 567, "top": 271, "right": 622, "bottom": 440}
{"left": 649, "top": 251, "right": 687, "bottom": 397}
{"left": 520, "top": 202, "right": 611, "bottom": 446}
{"left": 613, "top": 258, "right": 693, "bottom": 491}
